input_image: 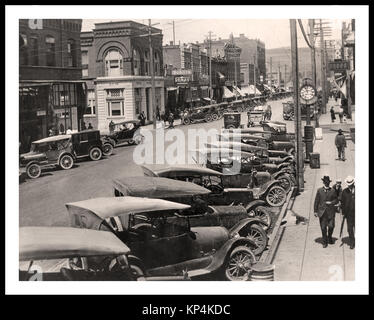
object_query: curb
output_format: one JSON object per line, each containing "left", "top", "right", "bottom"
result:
{"left": 259, "top": 187, "right": 295, "bottom": 264}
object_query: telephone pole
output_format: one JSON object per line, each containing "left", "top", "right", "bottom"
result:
{"left": 148, "top": 19, "right": 156, "bottom": 129}
{"left": 206, "top": 31, "right": 215, "bottom": 104}
{"left": 290, "top": 19, "right": 304, "bottom": 191}
{"left": 269, "top": 57, "right": 272, "bottom": 87}
{"left": 167, "top": 20, "right": 176, "bottom": 44}
{"left": 253, "top": 53, "right": 257, "bottom": 94}
{"left": 319, "top": 19, "right": 327, "bottom": 114}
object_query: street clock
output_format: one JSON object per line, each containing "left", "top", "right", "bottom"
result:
{"left": 300, "top": 78, "right": 317, "bottom": 105}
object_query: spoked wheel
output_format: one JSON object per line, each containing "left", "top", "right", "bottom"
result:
{"left": 59, "top": 154, "right": 74, "bottom": 170}
{"left": 183, "top": 118, "right": 191, "bottom": 125}
{"left": 26, "top": 163, "right": 41, "bottom": 179}
{"left": 89, "top": 147, "right": 102, "bottom": 161}
{"left": 265, "top": 185, "right": 287, "bottom": 207}
{"left": 102, "top": 143, "right": 114, "bottom": 156}
{"left": 276, "top": 174, "right": 293, "bottom": 193}
{"left": 205, "top": 114, "right": 213, "bottom": 122}
{"left": 246, "top": 206, "right": 272, "bottom": 231}
{"left": 242, "top": 225, "right": 268, "bottom": 255}
{"left": 224, "top": 246, "right": 256, "bottom": 281}
{"left": 211, "top": 113, "right": 219, "bottom": 121}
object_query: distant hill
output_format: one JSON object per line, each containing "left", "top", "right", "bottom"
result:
{"left": 266, "top": 47, "right": 322, "bottom": 84}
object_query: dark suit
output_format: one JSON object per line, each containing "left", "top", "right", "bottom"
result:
{"left": 341, "top": 186, "right": 355, "bottom": 242}
{"left": 314, "top": 186, "right": 339, "bottom": 244}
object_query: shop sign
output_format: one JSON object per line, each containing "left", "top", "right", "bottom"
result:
{"left": 175, "top": 76, "right": 190, "bottom": 84}
{"left": 36, "top": 110, "right": 46, "bottom": 116}
{"left": 328, "top": 60, "right": 350, "bottom": 73}
{"left": 172, "top": 69, "right": 192, "bottom": 76}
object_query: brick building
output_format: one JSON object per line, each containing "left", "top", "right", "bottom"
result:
{"left": 19, "top": 19, "right": 86, "bottom": 152}
{"left": 81, "top": 21, "right": 165, "bottom": 133}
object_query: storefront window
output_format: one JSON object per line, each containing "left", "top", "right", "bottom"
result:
{"left": 85, "top": 90, "right": 96, "bottom": 115}
{"left": 67, "top": 39, "right": 76, "bottom": 67}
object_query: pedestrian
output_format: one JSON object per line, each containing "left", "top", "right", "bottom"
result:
{"left": 341, "top": 176, "right": 355, "bottom": 249}
{"left": 335, "top": 129, "right": 347, "bottom": 161}
{"left": 338, "top": 106, "right": 344, "bottom": 123}
{"left": 59, "top": 123, "right": 65, "bottom": 135}
{"left": 332, "top": 179, "right": 343, "bottom": 213}
{"left": 266, "top": 104, "right": 272, "bottom": 120}
{"left": 156, "top": 107, "right": 161, "bottom": 121}
{"left": 48, "top": 127, "right": 54, "bottom": 137}
{"left": 82, "top": 121, "right": 87, "bottom": 130}
{"left": 313, "top": 175, "right": 339, "bottom": 248}
{"left": 66, "top": 127, "right": 73, "bottom": 134}
{"left": 109, "top": 120, "right": 115, "bottom": 134}
{"left": 138, "top": 111, "right": 146, "bottom": 126}
{"left": 330, "top": 106, "right": 336, "bottom": 123}
{"left": 168, "top": 112, "right": 174, "bottom": 129}
{"left": 88, "top": 123, "right": 93, "bottom": 130}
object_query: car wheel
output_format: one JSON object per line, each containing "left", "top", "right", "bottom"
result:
{"left": 265, "top": 185, "right": 287, "bottom": 207}
{"left": 205, "top": 114, "right": 213, "bottom": 122}
{"left": 89, "top": 147, "right": 102, "bottom": 161}
{"left": 242, "top": 224, "right": 268, "bottom": 255}
{"left": 26, "top": 163, "right": 41, "bottom": 179}
{"left": 246, "top": 206, "right": 272, "bottom": 231}
{"left": 224, "top": 246, "right": 256, "bottom": 281}
{"left": 59, "top": 154, "right": 74, "bottom": 170}
{"left": 276, "top": 174, "right": 292, "bottom": 193}
{"left": 128, "top": 256, "right": 146, "bottom": 279}
{"left": 102, "top": 143, "right": 114, "bottom": 156}
{"left": 183, "top": 118, "right": 191, "bottom": 125}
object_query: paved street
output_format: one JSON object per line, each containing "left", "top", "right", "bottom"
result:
{"left": 274, "top": 100, "right": 355, "bottom": 281}
{"left": 19, "top": 98, "right": 291, "bottom": 227}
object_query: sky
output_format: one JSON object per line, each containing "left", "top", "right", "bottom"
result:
{"left": 82, "top": 19, "right": 347, "bottom": 50}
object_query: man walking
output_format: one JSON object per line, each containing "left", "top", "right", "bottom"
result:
{"left": 341, "top": 176, "right": 355, "bottom": 249}
{"left": 314, "top": 175, "right": 339, "bottom": 248}
{"left": 335, "top": 129, "right": 347, "bottom": 161}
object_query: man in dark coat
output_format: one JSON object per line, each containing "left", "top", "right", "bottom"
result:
{"left": 341, "top": 176, "right": 355, "bottom": 249}
{"left": 335, "top": 129, "right": 347, "bottom": 161}
{"left": 314, "top": 175, "right": 339, "bottom": 248}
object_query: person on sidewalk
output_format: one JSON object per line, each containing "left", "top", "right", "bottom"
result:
{"left": 168, "top": 112, "right": 174, "bottom": 129}
{"left": 338, "top": 106, "right": 344, "bottom": 123}
{"left": 335, "top": 129, "right": 347, "bottom": 161}
{"left": 314, "top": 175, "right": 339, "bottom": 248}
{"left": 332, "top": 179, "right": 343, "bottom": 213}
{"left": 341, "top": 176, "right": 355, "bottom": 249}
{"left": 330, "top": 106, "right": 336, "bottom": 123}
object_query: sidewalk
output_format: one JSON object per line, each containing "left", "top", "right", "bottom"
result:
{"left": 273, "top": 110, "right": 355, "bottom": 281}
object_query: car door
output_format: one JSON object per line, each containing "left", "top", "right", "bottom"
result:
{"left": 72, "top": 133, "right": 89, "bottom": 157}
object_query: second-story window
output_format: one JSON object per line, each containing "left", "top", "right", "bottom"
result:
{"left": 105, "top": 49, "right": 123, "bottom": 77}
{"left": 133, "top": 48, "right": 141, "bottom": 76}
{"left": 45, "top": 35, "right": 56, "bottom": 66}
{"left": 144, "top": 50, "right": 150, "bottom": 76}
{"left": 67, "top": 39, "right": 76, "bottom": 67}
{"left": 154, "top": 51, "right": 160, "bottom": 76}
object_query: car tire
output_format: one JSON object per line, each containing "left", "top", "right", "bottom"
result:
{"left": 183, "top": 118, "right": 191, "bottom": 125}
{"left": 224, "top": 246, "right": 256, "bottom": 281}
{"left": 102, "top": 143, "right": 114, "bottom": 156}
{"left": 243, "top": 224, "right": 268, "bottom": 255}
{"left": 205, "top": 114, "right": 213, "bottom": 122}
{"left": 89, "top": 147, "right": 102, "bottom": 161}
{"left": 275, "top": 174, "right": 293, "bottom": 193}
{"left": 211, "top": 113, "right": 219, "bottom": 121}
{"left": 246, "top": 205, "right": 272, "bottom": 231}
{"left": 265, "top": 185, "right": 287, "bottom": 207}
{"left": 59, "top": 154, "right": 74, "bottom": 170}
{"left": 26, "top": 163, "right": 41, "bottom": 179}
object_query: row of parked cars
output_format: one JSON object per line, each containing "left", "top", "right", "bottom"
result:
{"left": 19, "top": 120, "right": 144, "bottom": 180}
{"left": 20, "top": 118, "right": 297, "bottom": 281}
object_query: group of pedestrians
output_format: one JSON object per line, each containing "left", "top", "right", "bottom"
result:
{"left": 314, "top": 175, "right": 355, "bottom": 249}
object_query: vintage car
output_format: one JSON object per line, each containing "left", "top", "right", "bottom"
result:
{"left": 223, "top": 113, "right": 242, "bottom": 129}
{"left": 19, "top": 135, "right": 75, "bottom": 179}
{"left": 104, "top": 120, "right": 144, "bottom": 146}
{"left": 19, "top": 226, "right": 134, "bottom": 281}
{"left": 181, "top": 105, "right": 220, "bottom": 125}
{"left": 66, "top": 197, "right": 259, "bottom": 280}
{"left": 222, "top": 126, "right": 295, "bottom": 142}
{"left": 111, "top": 176, "right": 269, "bottom": 253}
{"left": 70, "top": 130, "right": 106, "bottom": 161}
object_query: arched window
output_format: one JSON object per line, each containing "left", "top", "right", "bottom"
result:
{"left": 67, "top": 39, "right": 76, "bottom": 67}
{"left": 144, "top": 50, "right": 150, "bottom": 76}
{"left": 154, "top": 51, "right": 160, "bottom": 76}
{"left": 105, "top": 49, "right": 123, "bottom": 77}
{"left": 45, "top": 35, "right": 55, "bottom": 66}
{"left": 133, "top": 48, "right": 141, "bottom": 76}
{"left": 19, "top": 34, "right": 28, "bottom": 65}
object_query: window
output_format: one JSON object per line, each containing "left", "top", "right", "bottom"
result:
{"left": 106, "top": 89, "right": 124, "bottom": 116}
{"left": 105, "top": 49, "right": 123, "bottom": 77}
{"left": 85, "top": 90, "right": 96, "bottom": 115}
{"left": 67, "top": 39, "right": 76, "bottom": 67}
{"left": 19, "top": 34, "right": 28, "bottom": 65}
{"left": 134, "top": 88, "right": 142, "bottom": 114}
{"left": 154, "top": 51, "right": 160, "bottom": 76}
{"left": 29, "top": 37, "right": 38, "bottom": 66}
{"left": 144, "top": 50, "right": 150, "bottom": 76}
{"left": 45, "top": 35, "right": 55, "bottom": 66}
{"left": 82, "top": 69, "right": 88, "bottom": 77}
{"left": 133, "top": 48, "right": 141, "bottom": 76}
{"left": 81, "top": 51, "right": 88, "bottom": 65}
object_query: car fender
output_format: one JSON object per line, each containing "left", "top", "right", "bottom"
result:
{"left": 58, "top": 152, "right": 75, "bottom": 162}
{"left": 245, "top": 200, "right": 267, "bottom": 212}
{"left": 277, "top": 162, "right": 292, "bottom": 170}
{"left": 273, "top": 170, "right": 291, "bottom": 180}
{"left": 25, "top": 160, "right": 41, "bottom": 169}
{"left": 260, "top": 180, "right": 282, "bottom": 195}
{"left": 229, "top": 217, "right": 268, "bottom": 235}
{"left": 281, "top": 156, "right": 294, "bottom": 163}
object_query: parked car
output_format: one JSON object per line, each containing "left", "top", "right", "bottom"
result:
{"left": 104, "top": 120, "right": 144, "bottom": 146}
{"left": 70, "top": 130, "right": 106, "bottom": 161}
{"left": 181, "top": 105, "right": 220, "bottom": 125}
{"left": 223, "top": 113, "right": 242, "bottom": 129}
{"left": 66, "top": 197, "right": 258, "bottom": 280}
{"left": 19, "top": 135, "right": 76, "bottom": 179}
{"left": 19, "top": 226, "right": 134, "bottom": 281}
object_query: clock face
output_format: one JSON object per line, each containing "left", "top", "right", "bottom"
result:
{"left": 300, "top": 85, "right": 316, "bottom": 100}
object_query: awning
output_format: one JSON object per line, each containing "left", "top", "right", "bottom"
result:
{"left": 243, "top": 85, "right": 261, "bottom": 95}
{"left": 167, "top": 87, "right": 178, "bottom": 91}
{"left": 233, "top": 86, "right": 244, "bottom": 97}
{"left": 223, "top": 86, "right": 235, "bottom": 99}
{"left": 217, "top": 72, "right": 225, "bottom": 79}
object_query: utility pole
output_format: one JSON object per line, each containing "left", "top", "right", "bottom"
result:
{"left": 278, "top": 62, "right": 281, "bottom": 87}
{"left": 206, "top": 31, "right": 215, "bottom": 104}
{"left": 167, "top": 20, "right": 176, "bottom": 44}
{"left": 290, "top": 19, "right": 304, "bottom": 192}
{"left": 319, "top": 19, "right": 327, "bottom": 114}
{"left": 253, "top": 53, "right": 257, "bottom": 94}
{"left": 148, "top": 19, "right": 156, "bottom": 129}
{"left": 269, "top": 57, "right": 272, "bottom": 87}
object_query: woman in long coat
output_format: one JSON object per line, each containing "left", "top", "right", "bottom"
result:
{"left": 330, "top": 106, "right": 336, "bottom": 123}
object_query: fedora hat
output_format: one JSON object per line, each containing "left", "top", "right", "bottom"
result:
{"left": 338, "top": 128, "right": 343, "bottom": 133}
{"left": 345, "top": 176, "right": 355, "bottom": 186}
{"left": 321, "top": 175, "right": 332, "bottom": 182}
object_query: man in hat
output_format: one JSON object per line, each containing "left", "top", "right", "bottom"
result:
{"left": 332, "top": 179, "right": 343, "bottom": 213}
{"left": 335, "top": 129, "right": 347, "bottom": 161}
{"left": 314, "top": 175, "right": 339, "bottom": 248}
{"left": 341, "top": 176, "right": 355, "bottom": 249}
